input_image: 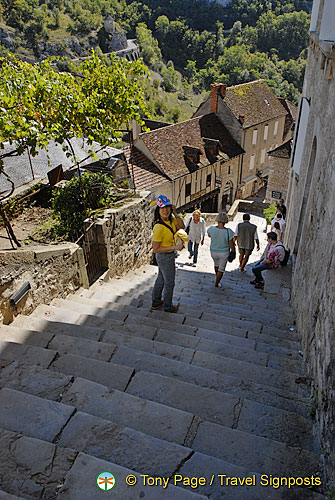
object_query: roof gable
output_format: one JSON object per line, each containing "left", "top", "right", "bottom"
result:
{"left": 138, "top": 114, "right": 244, "bottom": 180}
{"left": 223, "top": 80, "right": 287, "bottom": 128}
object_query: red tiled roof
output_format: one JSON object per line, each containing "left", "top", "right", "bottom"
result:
{"left": 224, "top": 80, "right": 287, "bottom": 128}
{"left": 138, "top": 113, "right": 244, "bottom": 180}
{"left": 123, "top": 146, "right": 169, "bottom": 191}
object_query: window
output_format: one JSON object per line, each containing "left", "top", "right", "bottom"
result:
{"left": 261, "top": 149, "right": 266, "bottom": 164}
{"left": 206, "top": 174, "right": 212, "bottom": 187}
{"left": 228, "top": 164, "right": 231, "bottom": 175}
{"left": 264, "top": 125, "right": 269, "bottom": 141}
{"left": 185, "top": 182, "right": 191, "bottom": 198}
{"left": 320, "top": 0, "right": 335, "bottom": 41}
{"left": 252, "top": 129, "right": 258, "bottom": 145}
{"left": 249, "top": 154, "right": 255, "bottom": 170}
{"left": 310, "top": 0, "right": 320, "bottom": 32}
{"left": 274, "top": 121, "right": 279, "bottom": 137}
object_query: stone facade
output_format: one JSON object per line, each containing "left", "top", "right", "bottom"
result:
{"left": 285, "top": 0, "right": 335, "bottom": 486}
{"left": 265, "top": 156, "right": 290, "bottom": 204}
{"left": 0, "top": 243, "right": 87, "bottom": 325}
{"left": 93, "top": 192, "right": 152, "bottom": 278}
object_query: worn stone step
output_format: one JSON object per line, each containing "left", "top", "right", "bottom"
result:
{"left": 50, "top": 353, "right": 133, "bottom": 392}
{"left": 113, "top": 342, "right": 301, "bottom": 395}
{"left": 0, "top": 340, "right": 56, "bottom": 368}
{"left": 111, "top": 346, "right": 310, "bottom": 407}
{"left": 0, "top": 387, "right": 75, "bottom": 442}
{"left": 59, "top": 451, "right": 208, "bottom": 500}
{"left": 191, "top": 419, "right": 319, "bottom": 477}
{"left": 61, "top": 377, "right": 193, "bottom": 445}
{"left": 184, "top": 316, "right": 300, "bottom": 351}
{"left": 27, "top": 304, "right": 301, "bottom": 375}
{"left": 0, "top": 427, "right": 206, "bottom": 500}
{"left": 0, "top": 428, "right": 77, "bottom": 500}
{"left": 178, "top": 451, "right": 324, "bottom": 500}
{"left": 0, "top": 491, "right": 27, "bottom": 500}
{"left": 127, "top": 371, "right": 313, "bottom": 449}
{"left": 12, "top": 315, "right": 104, "bottom": 341}
{"left": 58, "top": 410, "right": 192, "bottom": 477}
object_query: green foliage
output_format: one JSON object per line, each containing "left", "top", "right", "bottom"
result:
{"left": 51, "top": 172, "right": 115, "bottom": 238}
{"left": 0, "top": 52, "right": 148, "bottom": 167}
{"left": 263, "top": 203, "right": 277, "bottom": 225}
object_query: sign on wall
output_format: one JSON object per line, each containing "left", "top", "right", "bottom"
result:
{"left": 215, "top": 176, "right": 222, "bottom": 187}
{"left": 272, "top": 190, "right": 282, "bottom": 199}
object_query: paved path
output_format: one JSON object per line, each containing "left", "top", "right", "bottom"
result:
{"left": 0, "top": 212, "right": 325, "bottom": 499}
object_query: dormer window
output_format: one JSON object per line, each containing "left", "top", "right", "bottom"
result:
{"left": 183, "top": 145, "right": 201, "bottom": 170}
{"left": 203, "top": 137, "right": 220, "bottom": 163}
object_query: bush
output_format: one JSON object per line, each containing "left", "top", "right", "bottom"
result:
{"left": 51, "top": 172, "right": 116, "bottom": 239}
{"left": 263, "top": 203, "right": 277, "bottom": 225}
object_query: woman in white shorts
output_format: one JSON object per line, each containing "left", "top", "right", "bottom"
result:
{"left": 207, "top": 212, "right": 235, "bottom": 288}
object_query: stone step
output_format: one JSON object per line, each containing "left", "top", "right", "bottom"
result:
{"left": 0, "top": 360, "right": 310, "bottom": 454}
{"left": 0, "top": 339, "right": 56, "bottom": 368}
{"left": 111, "top": 345, "right": 303, "bottom": 396}
{"left": 126, "top": 371, "right": 313, "bottom": 450}
{"left": 0, "top": 324, "right": 194, "bottom": 365}
{"left": 28, "top": 303, "right": 303, "bottom": 378}
{"left": 0, "top": 491, "right": 26, "bottom": 500}
{"left": 0, "top": 427, "right": 207, "bottom": 500}
{"left": 60, "top": 377, "right": 317, "bottom": 477}
{"left": 46, "top": 298, "right": 299, "bottom": 373}
{"left": 58, "top": 452, "right": 208, "bottom": 500}
{"left": 59, "top": 295, "right": 298, "bottom": 353}
{"left": 184, "top": 316, "right": 300, "bottom": 351}
{"left": 76, "top": 289, "right": 300, "bottom": 358}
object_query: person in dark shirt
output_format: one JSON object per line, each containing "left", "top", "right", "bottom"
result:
{"left": 277, "top": 199, "right": 287, "bottom": 219}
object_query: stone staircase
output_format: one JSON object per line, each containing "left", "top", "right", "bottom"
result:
{"left": 0, "top": 253, "right": 325, "bottom": 499}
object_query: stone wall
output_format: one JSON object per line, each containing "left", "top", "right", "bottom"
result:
{"left": 0, "top": 243, "right": 88, "bottom": 325}
{"left": 0, "top": 192, "right": 153, "bottom": 324}
{"left": 285, "top": 23, "right": 335, "bottom": 486}
{"left": 265, "top": 157, "right": 290, "bottom": 203}
{"left": 93, "top": 192, "right": 153, "bottom": 278}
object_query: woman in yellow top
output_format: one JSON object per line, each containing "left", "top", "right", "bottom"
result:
{"left": 152, "top": 195, "right": 184, "bottom": 313}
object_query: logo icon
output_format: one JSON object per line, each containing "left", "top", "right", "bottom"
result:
{"left": 97, "top": 471, "right": 116, "bottom": 491}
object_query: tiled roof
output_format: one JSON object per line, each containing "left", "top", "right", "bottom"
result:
{"left": 138, "top": 113, "right": 244, "bottom": 180}
{"left": 278, "top": 98, "right": 297, "bottom": 137}
{"left": 224, "top": 80, "right": 287, "bottom": 128}
{"left": 0, "top": 139, "right": 122, "bottom": 195}
{"left": 123, "top": 146, "right": 169, "bottom": 191}
{"left": 267, "top": 140, "right": 292, "bottom": 159}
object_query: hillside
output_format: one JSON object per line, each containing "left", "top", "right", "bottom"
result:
{"left": 0, "top": 0, "right": 312, "bottom": 120}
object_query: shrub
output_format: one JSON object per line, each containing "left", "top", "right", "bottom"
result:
{"left": 263, "top": 203, "right": 277, "bottom": 225}
{"left": 51, "top": 172, "right": 116, "bottom": 239}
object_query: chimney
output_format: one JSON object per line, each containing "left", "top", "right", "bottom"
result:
{"left": 219, "top": 83, "right": 227, "bottom": 97}
{"left": 210, "top": 83, "right": 226, "bottom": 113}
{"left": 210, "top": 83, "right": 220, "bottom": 113}
{"left": 239, "top": 114, "right": 245, "bottom": 125}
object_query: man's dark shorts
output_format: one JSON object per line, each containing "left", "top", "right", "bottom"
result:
{"left": 239, "top": 248, "right": 253, "bottom": 256}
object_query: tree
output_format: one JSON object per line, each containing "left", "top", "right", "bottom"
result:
{"left": 0, "top": 51, "right": 148, "bottom": 167}
{"left": 0, "top": 52, "right": 148, "bottom": 239}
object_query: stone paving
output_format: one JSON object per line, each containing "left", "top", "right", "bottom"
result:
{"left": 0, "top": 213, "right": 326, "bottom": 499}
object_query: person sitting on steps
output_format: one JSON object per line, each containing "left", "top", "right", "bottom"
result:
{"left": 251, "top": 231, "right": 285, "bottom": 289}
{"left": 152, "top": 195, "right": 184, "bottom": 313}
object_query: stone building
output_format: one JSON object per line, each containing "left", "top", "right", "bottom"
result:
{"left": 193, "top": 80, "right": 288, "bottom": 198}
{"left": 99, "top": 15, "right": 140, "bottom": 62}
{"left": 123, "top": 114, "right": 244, "bottom": 212}
{"left": 265, "top": 140, "right": 292, "bottom": 204}
{"left": 284, "top": 0, "right": 335, "bottom": 486}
